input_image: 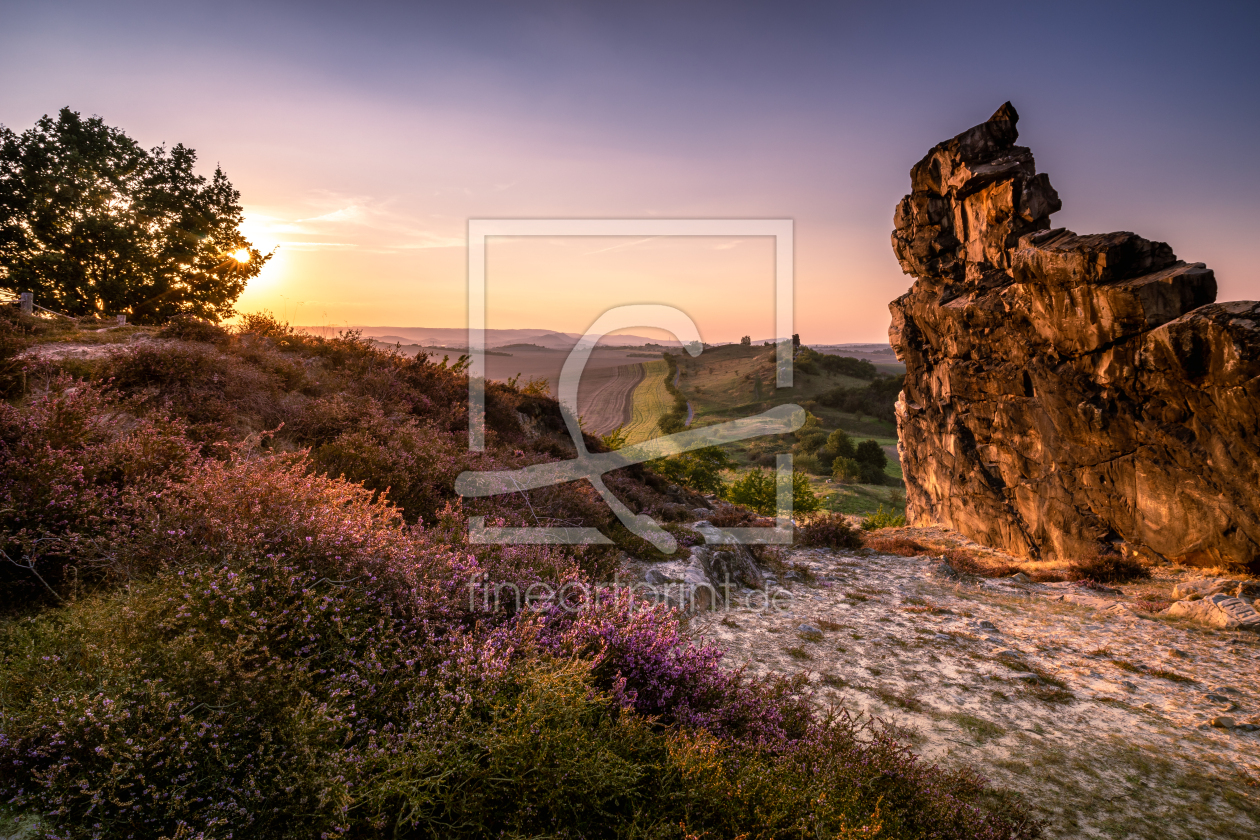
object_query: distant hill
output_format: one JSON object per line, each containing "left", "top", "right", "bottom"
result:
{"left": 297, "top": 326, "right": 683, "bottom": 351}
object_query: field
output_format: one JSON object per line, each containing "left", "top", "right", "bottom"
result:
{"left": 576, "top": 363, "right": 644, "bottom": 434}
{"left": 622, "top": 358, "right": 672, "bottom": 443}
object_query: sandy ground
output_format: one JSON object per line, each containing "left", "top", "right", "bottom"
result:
{"left": 682, "top": 535, "right": 1260, "bottom": 839}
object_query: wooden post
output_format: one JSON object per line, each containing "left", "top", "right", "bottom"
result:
{"left": 19, "top": 292, "right": 32, "bottom": 315}
{"left": 117, "top": 314, "right": 127, "bottom": 326}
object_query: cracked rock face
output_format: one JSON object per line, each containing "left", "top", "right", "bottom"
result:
{"left": 889, "top": 102, "right": 1260, "bottom": 573}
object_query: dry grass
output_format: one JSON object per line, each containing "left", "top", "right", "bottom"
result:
{"left": 1065, "top": 551, "right": 1152, "bottom": 583}
{"left": 622, "top": 359, "right": 671, "bottom": 443}
{"left": 864, "top": 534, "right": 931, "bottom": 556}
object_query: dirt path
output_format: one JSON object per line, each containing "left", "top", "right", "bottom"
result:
{"left": 578, "top": 363, "right": 644, "bottom": 434}
{"left": 685, "top": 538, "right": 1260, "bottom": 839}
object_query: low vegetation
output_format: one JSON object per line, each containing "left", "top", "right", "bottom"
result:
{"left": 798, "top": 512, "right": 864, "bottom": 549}
{"left": 0, "top": 309, "right": 1039, "bottom": 839}
{"left": 861, "top": 505, "right": 908, "bottom": 530}
{"left": 1066, "top": 550, "right": 1152, "bottom": 584}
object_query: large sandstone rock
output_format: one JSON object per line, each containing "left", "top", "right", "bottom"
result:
{"left": 889, "top": 103, "right": 1260, "bottom": 573}
{"left": 1165, "top": 594, "right": 1260, "bottom": 631}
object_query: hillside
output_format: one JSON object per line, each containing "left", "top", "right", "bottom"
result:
{"left": 665, "top": 343, "right": 907, "bottom": 516}
{"left": 0, "top": 308, "right": 1036, "bottom": 840}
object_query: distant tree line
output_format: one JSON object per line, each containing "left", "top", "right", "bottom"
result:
{"left": 793, "top": 347, "right": 880, "bottom": 380}
{"left": 816, "top": 376, "right": 905, "bottom": 424}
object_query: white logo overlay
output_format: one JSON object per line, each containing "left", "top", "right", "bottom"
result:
{"left": 455, "top": 219, "right": 801, "bottom": 552}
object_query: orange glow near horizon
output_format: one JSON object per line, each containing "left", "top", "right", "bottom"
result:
{"left": 228, "top": 206, "right": 904, "bottom": 343}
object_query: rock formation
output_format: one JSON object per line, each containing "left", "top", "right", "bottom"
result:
{"left": 889, "top": 102, "right": 1260, "bottom": 573}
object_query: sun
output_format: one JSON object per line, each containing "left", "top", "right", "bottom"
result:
{"left": 232, "top": 248, "right": 251, "bottom": 263}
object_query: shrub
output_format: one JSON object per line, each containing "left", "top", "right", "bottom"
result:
{"left": 155, "top": 314, "right": 230, "bottom": 344}
{"left": 1066, "top": 550, "right": 1152, "bottom": 583}
{"left": 647, "top": 445, "right": 732, "bottom": 495}
{"left": 854, "top": 440, "right": 888, "bottom": 485}
{"left": 798, "top": 513, "right": 863, "bottom": 549}
{"left": 726, "top": 468, "right": 820, "bottom": 516}
{"left": 96, "top": 339, "right": 289, "bottom": 436}
{"left": 0, "top": 562, "right": 1039, "bottom": 840}
{"left": 854, "top": 439, "right": 886, "bottom": 467}
{"left": 833, "top": 456, "right": 862, "bottom": 482}
{"left": 860, "top": 505, "right": 906, "bottom": 531}
{"left": 655, "top": 353, "right": 690, "bottom": 434}
{"left": 0, "top": 310, "right": 33, "bottom": 399}
{"left": 795, "top": 452, "right": 823, "bottom": 474}
{"left": 598, "top": 424, "right": 627, "bottom": 451}
{"left": 0, "top": 379, "right": 200, "bottom": 607}
{"left": 709, "top": 506, "right": 758, "bottom": 528}
{"left": 795, "top": 427, "right": 829, "bottom": 454}
{"left": 863, "top": 534, "right": 930, "bottom": 556}
{"left": 311, "top": 413, "right": 466, "bottom": 524}
{"left": 942, "top": 549, "right": 1021, "bottom": 578}
{"left": 827, "top": 428, "right": 855, "bottom": 458}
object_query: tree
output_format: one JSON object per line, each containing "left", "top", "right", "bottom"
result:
{"left": 826, "top": 429, "right": 855, "bottom": 460}
{"left": 739, "top": 335, "right": 751, "bottom": 346}
{"left": 0, "top": 108, "right": 269, "bottom": 322}
{"left": 855, "top": 439, "right": 887, "bottom": 470}
{"left": 855, "top": 439, "right": 888, "bottom": 484}
{"left": 832, "top": 456, "right": 861, "bottom": 483}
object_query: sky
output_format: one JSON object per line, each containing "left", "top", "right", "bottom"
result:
{"left": 2, "top": 0, "right": 1258, "bottom": 343}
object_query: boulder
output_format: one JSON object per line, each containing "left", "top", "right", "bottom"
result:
{"left": 889, "top": 102, "right": 1260, "bottom": 573}
{"left": 691, "top": 521, "right": 766, "bottom": 591}
{"left": 1171, "top": 578, "right": 1260, "bottom": 601}
{"left": 692, "top": 545, "right": 765, "bottom": 593}
{"left": 682, "top": 559, "right": 719, "bottom": 611}
{"left": 1164, "top": 594, "right": 1260, "bottom": 631}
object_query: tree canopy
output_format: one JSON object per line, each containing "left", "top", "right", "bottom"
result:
{"left": 0, "top": 108, "right": 268, "bottom": 322}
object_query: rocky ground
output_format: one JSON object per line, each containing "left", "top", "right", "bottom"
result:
{"left": 657, "top": 528, "right": 1260, "bottom": 840}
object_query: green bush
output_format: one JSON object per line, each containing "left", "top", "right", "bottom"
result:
{"left": 648, "top": 445, "right": 732, "bottom": 495}
{"left": 795, "top": 428, "right": 829, "bottom": 454}
{"left": 794, "top": 453, "right": 823, "bottom": 475}
{"left": 860, "top": 505, "right": 907, "bottom": 531}
{"left": 726, "top": 468, "right": 821, "bottom": 516}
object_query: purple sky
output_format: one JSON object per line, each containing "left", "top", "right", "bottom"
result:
{"left": 3, "top": 0, "right": 1258, "bottom": 342}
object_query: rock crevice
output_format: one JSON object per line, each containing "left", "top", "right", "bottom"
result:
{"left": 889, "top": 102, "right": 1260, "bottom": 573}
